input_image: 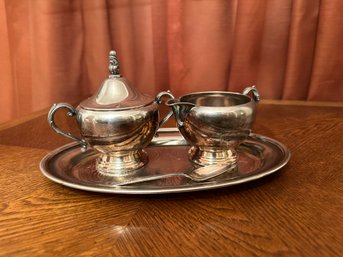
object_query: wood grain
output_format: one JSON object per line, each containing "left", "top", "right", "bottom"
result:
{"left": 0, "top": 103, "right": 342, "bottom": 256}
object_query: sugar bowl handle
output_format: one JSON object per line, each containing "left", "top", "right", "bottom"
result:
{"left": 243, "top": 85, "right": 260, "bottom": 102}
{"left": 48, "top": 103, "right": 87, "bottom": 151}
{"left": 155, "top": 91, "right": 175, "bottom": 128}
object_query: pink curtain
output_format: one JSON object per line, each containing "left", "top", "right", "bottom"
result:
{"left": 1, "top": 0, "right": 343, "bottom": 124}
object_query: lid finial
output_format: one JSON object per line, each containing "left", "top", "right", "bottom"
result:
{"left": 109, "top": 50, "right": 120, "bottom": 77}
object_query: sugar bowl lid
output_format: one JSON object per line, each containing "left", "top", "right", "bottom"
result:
{"left": 79, "top": 50, "right": 154, "bottom": 111}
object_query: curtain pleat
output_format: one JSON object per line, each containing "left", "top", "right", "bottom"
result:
{"left": 228, "top": 0, "right": 267, "bottom": 93}
{"left": 308, "top": 0, "right": 343, "bottom": 101}
{"left": 257, "top": 0, "right": 293, "bottom": 99}
{"left": 4, "top": 0, "right": 33, "bottom": 119}
{"left": 283, "top": 0, "right": 320, "bottom": 100}
{"left": 0, "top": 0, "right": 14, "bottom": 122}
{"left": 0, "top": 0, "right": 342, "bottom": 124}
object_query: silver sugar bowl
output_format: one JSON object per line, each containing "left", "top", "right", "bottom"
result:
{"left": 166, "top": 86, "right": 260, "bottom": 167}
{"left": 48, "top": 50, "right": 173, "bottom": 176}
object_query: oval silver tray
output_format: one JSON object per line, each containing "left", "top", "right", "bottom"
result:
{"left": 40, "top": 130, "right": 290, "bottom": 194}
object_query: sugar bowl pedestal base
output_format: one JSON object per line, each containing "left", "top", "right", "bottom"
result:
{"left": 189, "top": 146, "right": 238, "bottom": 167}
{"left": 96, "top": 150, "right": 148, "bottom": 177}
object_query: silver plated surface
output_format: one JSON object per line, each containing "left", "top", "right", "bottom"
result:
{"left": 47, "top": 50, "right": 174, "bottom": 174}
{"left": 40, "top": 131, "right": 290, "bottom": 194}
{"left": 166, "top": 86, "right": 259, "bottom": 166}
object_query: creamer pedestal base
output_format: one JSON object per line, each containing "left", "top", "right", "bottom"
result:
{"left": 189, "top": 146, "right": 238, "bottom": 167}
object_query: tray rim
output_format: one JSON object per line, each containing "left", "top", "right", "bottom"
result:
{"left": 40, "top": 132, "right": 291, "bottom": 194}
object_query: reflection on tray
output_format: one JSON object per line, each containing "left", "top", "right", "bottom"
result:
{"left": 40, "top": 133, "right": 290, "bottom": 194}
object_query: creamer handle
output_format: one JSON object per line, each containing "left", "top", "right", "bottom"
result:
{"left": 155, "top": 91, "right": 175, "bottom": 128}
{"left": 243, "top": 85, "right": 260, "bottom": 103}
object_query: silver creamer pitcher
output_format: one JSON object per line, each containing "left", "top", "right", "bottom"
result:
{"left": 166, "top": 86, "right": 260, "bottom": 167}
{"left": 48, "top": 51, "right": 173, "bottom": 177}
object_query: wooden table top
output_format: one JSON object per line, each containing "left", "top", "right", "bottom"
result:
{"left": 0, "top": 100, "right": 342, "bottom": 257}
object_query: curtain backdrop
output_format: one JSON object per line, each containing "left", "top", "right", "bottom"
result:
{"left": 1, "top": 0, "right": 343, "bottom": 123}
